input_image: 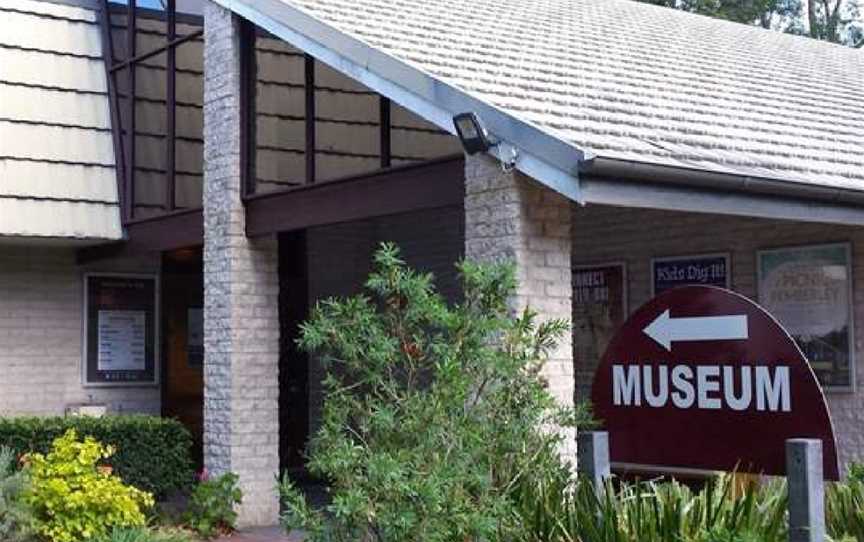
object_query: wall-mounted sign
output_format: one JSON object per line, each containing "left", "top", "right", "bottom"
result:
{"left": 573, "top": 263, "right": 627, "bottom": 401}
{"left": 592, "top": 285, "right": 839, "bottom": 480}
{"left": 758, "top": 243, "right": 854, "bottom": 392}
{"left": 84, "top": 274, "right": 158, "bottom": 386}
{"left": 652, "top": 253, "right": 730, "bottom": 295}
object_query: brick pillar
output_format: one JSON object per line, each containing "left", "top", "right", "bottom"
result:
{"left": 464, "top": 154, "right": 576, "bottom": 459}
{"left": 202, "top": 1, "right": 280, "bottom": 526}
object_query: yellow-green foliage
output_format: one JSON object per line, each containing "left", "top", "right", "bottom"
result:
{"left": 24, "top": 429, "right": 154, "bottom": 542}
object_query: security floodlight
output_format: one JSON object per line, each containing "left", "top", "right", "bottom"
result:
{"left": 453, "top": 112, "right": 494, "bottom": 155}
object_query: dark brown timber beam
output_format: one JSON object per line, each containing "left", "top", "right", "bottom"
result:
{"left": 77, "top": 157, "right": 464, "bottom": 263}
{"left": 76, "top": 209, "right": 204, "bottom": 264}
{"left": 245, "top": 156, "right": 464, "bottom": 237}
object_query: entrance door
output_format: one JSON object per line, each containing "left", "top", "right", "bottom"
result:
{"left": 161, "top": 248, "right": 205, "bottom": 467}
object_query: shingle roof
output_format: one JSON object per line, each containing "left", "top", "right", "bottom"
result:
{"left": 0, "top": 0, "right": 122, "bottom": 241}
{"left": 283, "top": 0, "right": 864, "bottom": 190}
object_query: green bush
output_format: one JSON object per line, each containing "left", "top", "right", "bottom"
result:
{"left": 0, "top": 446, "right": 35, "bottom": 542}
{"left": 183, "top": 472, "right": 242, "bottom": 539}
{"left": 0, "top": 415, "right": 194, "bottom": 498}
{"left": 24, "top": 429, "right": 154, "bottom": 542}
{"left": 280, "top": 243, "right": 577, "bottom": 542}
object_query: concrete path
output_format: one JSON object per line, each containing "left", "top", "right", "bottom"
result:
{"left": 217, "top": 526, "right": 304, "bottom": 541}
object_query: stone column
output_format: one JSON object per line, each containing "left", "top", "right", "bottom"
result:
{"left": 464, "top": 154, "right": 576, "bottom": 460}
{"left": 202, "top": 2, "right": 280, "bottom": 526}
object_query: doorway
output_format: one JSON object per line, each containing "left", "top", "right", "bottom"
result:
{"left": 161, "top": 247, "right": 205, "bottom": 467}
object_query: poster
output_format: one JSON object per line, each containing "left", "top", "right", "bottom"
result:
{"left": 652, "top": 253, "right": 730, "bottom": 295}
{"left": 573, "top": 263, "right": 627, "bottom": 402}
{"left": 97, "top": 310, "right": 146, "bottom": 371}
{"left": 84, "top": 274, "right": 158, "bottom": 385}
{"left": 187, "top": 308, "right": 204, "bottom": 368}
{"left": 758, "top": 243, "right": 854, "bottom": 391}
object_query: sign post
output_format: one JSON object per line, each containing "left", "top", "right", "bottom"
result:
{"left": 787, "top": 439, "right": 825, "bottom": 542}
{"left": 592, "top": 285, "right": 839, "bottom": 479}
{"left": 577, "top": 431, "right": 611, "bottom": 497}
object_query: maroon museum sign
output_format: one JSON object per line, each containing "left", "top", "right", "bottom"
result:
{"left": 591, "top": 285, "right": 840, "bottom": 480}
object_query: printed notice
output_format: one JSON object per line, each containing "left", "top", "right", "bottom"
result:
{"left": 97, "top": 310, "right": 146, "bottom": 371}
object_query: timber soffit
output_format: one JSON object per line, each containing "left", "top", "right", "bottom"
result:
{"left": 209, "top": 0, "right": 864, "bottom": 219}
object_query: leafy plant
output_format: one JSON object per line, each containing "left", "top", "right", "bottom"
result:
{"left": 826, "top": 477, "right": 864, "bottom": 540}
{"left": 0, "top": 415, "right": 194, "bottom": 498}
{"left": 846, "top": 461, "right": 864, "bottom": 484}
{"left": 514, "top": 472, "right": 788, "bottom": 542}
{"left": 280, "top": 243, "right": 575, "bottom": 542}
{"left": 183, "top": 472, "right": 242, "bottom": 539}
{"left": 24, "top": 429, "right": 154, "bottom": 542}
{"left": 0, "top": 446, "right": 35, "bottom": 542}
{"left": 96, "top": 526, "right": 194, "bottom": 542}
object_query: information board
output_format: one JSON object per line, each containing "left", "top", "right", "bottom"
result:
{"left": 84, "top": 274, "right": 158, "bottom": 385}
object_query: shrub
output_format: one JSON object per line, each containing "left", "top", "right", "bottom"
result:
{"left": 24, "top": 429, "right": 154, "bottom": 542}
{"left": 0, "top": 446, "right": 35, "bottom": 542}
{"left": 280, "top": 243, "right": 576, "bottom": 542}
{"left": 183, "top": 472, "right": 242, "bottom": 539}
{"left": 0, "top": 415, "right": 194, "bottom": 498}
{"left": 513, "top": 471, "right": 788, "bottom": 542}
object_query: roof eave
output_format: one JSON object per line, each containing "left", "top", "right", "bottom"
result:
{"left": 581, "top": 157, "right": 864, "bottom": 226}
{"left": 210, "top": 0, "right": 587, "bottom": 202}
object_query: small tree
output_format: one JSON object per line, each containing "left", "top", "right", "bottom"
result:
{"left": 280, "top": 243, "right": 579, "bottom": 542}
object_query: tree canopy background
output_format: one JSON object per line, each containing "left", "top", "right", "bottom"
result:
{"left": 638, "top": 0, "right": 863, "bottom": 47}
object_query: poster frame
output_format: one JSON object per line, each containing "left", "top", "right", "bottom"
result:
{"left": 573, "top": 261, "right": 628, "bottom": 319}
{"left": 650, "top": 252, "right": 731, "bottom": 296}
{"left": 756, "top": 241, "right": 855, "bottom": 393}
{"left": 81, "top": 272, "right": 161, "bottom": 388}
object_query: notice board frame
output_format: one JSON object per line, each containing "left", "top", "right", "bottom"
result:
{"left": 82, "top": 272, "right": 160, "bottom": 387}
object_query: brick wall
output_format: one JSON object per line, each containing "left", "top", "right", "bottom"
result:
{"left": 202, "top": 1, "right": 280, "bottom": 526}
{"left": 463, "top": 154, "right": 576, "bottom": 460}
{"left": 0, "top": 245, "right": 160, "bottom": 416}
{"left": 572, "top": 204, "right": 864, "bottom": 469}
{"left": 305, "top": 205, "right": 464, "bottom": 436}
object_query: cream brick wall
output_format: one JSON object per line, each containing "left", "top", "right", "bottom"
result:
{"left": 464, "top": 154, "right": 575, "bottom": 460}
{"left": 572, "top": 204, "right": 864, "bottom": 470}
{"left": 202, "top": 1, "right": 279, "bottom": 526}
{"left": 0, "top": 245, "right": 160, "bottom": 416}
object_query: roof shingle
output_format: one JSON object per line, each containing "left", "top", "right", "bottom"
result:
{"left": 285, "top": 0, "right": 864, "bottom": 189}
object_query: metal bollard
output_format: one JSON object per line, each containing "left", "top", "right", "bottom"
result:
{"left": 577, "top": 431, "right": 611, "bottom": 496}
{"left": 787, "top": 438, "right": 825, "bottom": 542}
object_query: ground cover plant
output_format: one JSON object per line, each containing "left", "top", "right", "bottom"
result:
{"left": 183, "top": 471, "right": 242, "bottom": 539}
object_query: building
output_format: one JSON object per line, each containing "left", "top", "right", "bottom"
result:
{"left": 1, "top": 0, "right": 862, "bottom": 526}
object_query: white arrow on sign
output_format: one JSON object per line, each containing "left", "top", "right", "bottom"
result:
{"left": 643, "top": 309, "right": 749, "bottom": 352}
